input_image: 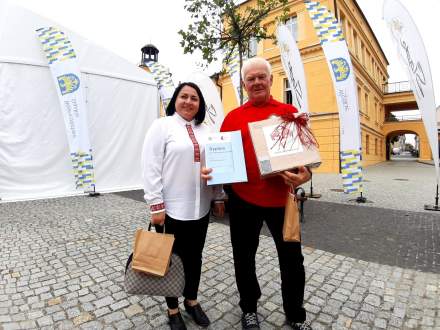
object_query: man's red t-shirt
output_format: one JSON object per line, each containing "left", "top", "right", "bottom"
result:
{"left": 220, "top": 97, "right": 298, "bottom": 207}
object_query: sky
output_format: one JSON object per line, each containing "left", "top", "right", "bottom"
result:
{"left": 9, "top": 0, "right": 440, "bottom": 105}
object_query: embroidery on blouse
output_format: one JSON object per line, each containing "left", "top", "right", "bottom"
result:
{"left": 185, "top": 124, "right": 200, "bottom": 162}
{"left": 150, "top": 202, "right": 165, "bottom": 212}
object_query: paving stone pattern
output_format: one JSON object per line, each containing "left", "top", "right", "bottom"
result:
{"left": 1, "top": 194, "right": 439, "bottom": 329}
{"left": 302, "top": 160, "right": 437, "bottom": 213}
{"left": 116, "top": 189, "right": 440, "bottom": 273}
{"left": 301, "top": 201, "right": 440, "bottom": 273}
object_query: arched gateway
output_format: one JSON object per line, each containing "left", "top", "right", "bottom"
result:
{"left": 383, "top": 121, "right": 434, "bottom": 161}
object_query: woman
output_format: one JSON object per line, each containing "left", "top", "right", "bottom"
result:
{"left": 142, "top": 82, "right": 225, "bottom": 330}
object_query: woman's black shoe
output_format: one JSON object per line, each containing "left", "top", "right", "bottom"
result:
{"left": 168, "top": 311, "right": 187, "bottom": 330}
{"left": 184, "top": 301, "right": 211, "bottom": 327}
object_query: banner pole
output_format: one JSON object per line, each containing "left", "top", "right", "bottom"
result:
{"left": 88, "top": 186, "right": 100, "bottom": 197}
{"left": 425, "top": 183, "right": 440, "bottom": 211}
{"left": 356, "top": 191, "right": 367, "bottom": 203}
{"left": 348, "top": 191, "right": 368, "bottom": 203}
{"left": 306, "top": 173, "right": 321, "bottom": 199}
{"left": 436, "top": 184, "right": 439, "bottom": 207}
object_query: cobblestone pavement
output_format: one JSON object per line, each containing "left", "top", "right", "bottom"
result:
{"left": 1, "top": 192, "right": 440, "bottom": 329}
{"left": 117, "top": 190, "right": 440, "bottom": 274}
{"left": 302, "top": 160, "right": 437, "bottom": 213}
{"left": 301, "top": 201, "right": 440, "bottom": 273}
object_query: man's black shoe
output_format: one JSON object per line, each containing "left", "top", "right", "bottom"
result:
{"left": 184, "top": 301, "right": 210, "bottom": 327}
{"left": 287, "top": 320, "right": 313, "bottom": 330}
{"left": 168, "top": 311, "right": 187, "bottom": 330}
{"left": 241, "top": 312, "right": 260, "bottom": 329}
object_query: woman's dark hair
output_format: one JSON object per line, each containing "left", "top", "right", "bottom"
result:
{"left": 165, "top": 82, "right": 206, "bottom": 125}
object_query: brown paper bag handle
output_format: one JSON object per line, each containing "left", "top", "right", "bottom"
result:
{"left": 288, "top": 184, "right": 298, "bottom": 202}
{"left": 148, "top": 222, "right": 166, "bottom": 234}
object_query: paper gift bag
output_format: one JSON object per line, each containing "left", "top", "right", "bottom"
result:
{"left": 132, "top": 224, "right": 175, "bottom": 277}
{"left": 283, "top": 191, "right": 301, "bottom": 242}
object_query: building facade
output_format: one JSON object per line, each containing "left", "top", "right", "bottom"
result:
{"left": 216, "top": 0, "right": 432, "bottom": 173}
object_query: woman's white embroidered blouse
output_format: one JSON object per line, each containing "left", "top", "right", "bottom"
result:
{"left": 142, "top": 113, "right": 222, "bottom": 220}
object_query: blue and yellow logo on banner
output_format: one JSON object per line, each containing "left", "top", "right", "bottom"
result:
{"left": 304, "top": 0, "right": 345, "bottom": 45}
{"left": 57, "top": 73, "right": 80, "bottom": 95}
{"left": 330, "top": 58, "right": 350, "bottom": 82}
{"left": 71, "top": 150, "right": 95, "bottom": 189}
{"left": 145, "top": 62, "right": 174, "bottom": 88}
{"left": 340, "top": 149, "right": 363, "bottom": 194}
{"left": 36, "top": 27, "right": 77, "bottom": 64}
{"left": 145, "top": 61, "right": 175, "bottom": 109}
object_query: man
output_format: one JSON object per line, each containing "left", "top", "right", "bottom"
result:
{"left": 204, "top": 57, "right": 312, "bottom": 330}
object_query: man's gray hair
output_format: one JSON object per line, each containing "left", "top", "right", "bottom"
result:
{"left": 241, "top": 57, "right": 272, "bottom": 80}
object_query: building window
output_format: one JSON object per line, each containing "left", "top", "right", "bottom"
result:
{"left": 339, "top": 13, "right": 346, "bottom": 38}
{"left": 366, "top": 50, "right": 371, "bottom": 72}
{"left": 284, "top": 79, "right": 293, "bottom": 105}
{"left": 285, "top": 16, "right": 298, "bottom": 40}
{"left": 366, "top": 134, "right": 370, "bottom": 155}
{"left": 375, "top": 138, "right": 378, "bottom": 155}
{"left": 346, "top": 22, "right": 352, "bottom": 47}
{"left": 374, "top": 102, "right": 378, "bottom": 122}
{"left": 263, "top": 22, "right": 275, "bottom": 50}
{"left": 353, "top": 31, "right": 359, "bottom": 57}
{"left": 364, "top": 93, "right": 369, "bottom": 115}
{"left": 374, "top": 64, "right": 378, "bottom": 83}
{"left": 361, "top": 42, "right": 365, "bottom": 65}
{"left": 377, "top": 65, "right": 381, "bottom": 84}
{"left": 247, "top": 37, "right": 258, "bottom": 58}
{"left": 357, "top": 87, "right": 362, "bottom": 112}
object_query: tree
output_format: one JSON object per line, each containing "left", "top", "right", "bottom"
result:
{"left": 178, "top": 0, "right": 289, "bottom": 104}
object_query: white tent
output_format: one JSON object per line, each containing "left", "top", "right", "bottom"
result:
{"left": 0, "top": 0, "right": 159, "bottom": 202}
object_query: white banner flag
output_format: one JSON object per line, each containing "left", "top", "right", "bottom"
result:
{"left": 224, "top": 48, "right": 245, "bottom": 105}
{"left": 305, "top": 0, "right": 362, "bottom": 194}
{"left": 36, "top": 27, "right": 95, "bottom": 191}
{"left": 383, "top": 0, "right": 439, "bottom": 184}
{"left": 276, "top": 24, "right": 309, "bottom": 113}
{"left": 145, "top": 61, "right": 175, "bottom": 110}
{"left": 186, "top": 72, "right": 225, "bottom": 132}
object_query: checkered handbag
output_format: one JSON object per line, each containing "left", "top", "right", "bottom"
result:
{"left": 124, "top": 253, "right": 185, "bottom": 297}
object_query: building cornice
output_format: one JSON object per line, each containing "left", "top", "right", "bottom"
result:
{"left": 299, "top": 43, "right": 323, "bottom": 56}
{"left": 360, "top": 122, "right": 385, "bottom": 137}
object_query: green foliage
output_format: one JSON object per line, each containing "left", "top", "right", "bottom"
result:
{"left": 405, "top": 143, "right": 414, "bottom": 152}
{"left": 390, "top": 135, "right": 399, "bottom": 144}
{"left": 179, "top": 0, "right": 289, "bottom": 103}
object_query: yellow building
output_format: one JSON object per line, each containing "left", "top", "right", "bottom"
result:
{"left": 216, "top": 0, "right": 432, "bottom": 173}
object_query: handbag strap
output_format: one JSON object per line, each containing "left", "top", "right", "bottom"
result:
{"left": 125, "top": 253, "right": 133, "bottom": 274}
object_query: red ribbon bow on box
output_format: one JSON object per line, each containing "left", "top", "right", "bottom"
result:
{"left": 270, "top": 112, "right": 318, "bottom": 151}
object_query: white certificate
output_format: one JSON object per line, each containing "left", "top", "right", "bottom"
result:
{"left": 205, "top": 131, "right": 247, "bottom": 185}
